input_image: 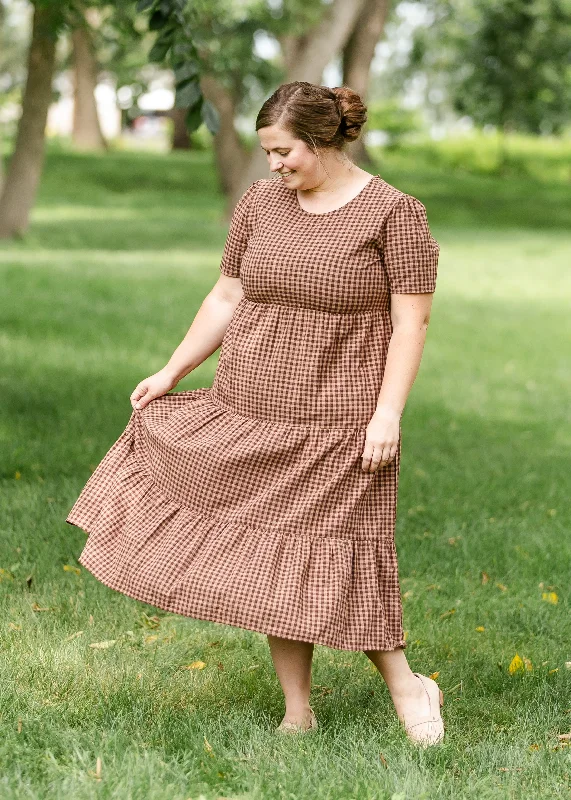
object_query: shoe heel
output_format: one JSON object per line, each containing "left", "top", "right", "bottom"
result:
{"left": 439, "top": 688, "right": 444, "bottom": 707}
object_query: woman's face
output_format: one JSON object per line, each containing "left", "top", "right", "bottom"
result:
{"left": 257, "top": 125, "right": 317, "bottom": 188}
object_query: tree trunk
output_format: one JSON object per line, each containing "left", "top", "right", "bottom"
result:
{"left": 200, "top": 73, "right": 243, "bottom": 196}
{"left": 0, "top": 4, "right": 61, "bottom": 239}
{"left": 170, "top": 107, "right": 192, "bottom": 150}
{"left": 342, "top": 0, "right": 391, "bottom": 167}
{"left": 72, "top": 23, "right": 106, "bottom": 151}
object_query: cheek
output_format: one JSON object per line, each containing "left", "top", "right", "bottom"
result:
{"left": 290, "top": 154, "right": 313, "bottom": 172}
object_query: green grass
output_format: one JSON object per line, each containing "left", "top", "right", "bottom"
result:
{"left": 1, "top": 147, "right": 570, "bottom": 799}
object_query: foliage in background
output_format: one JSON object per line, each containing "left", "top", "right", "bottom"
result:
{"left": 387, "top": 130, "right": 571, "bottom": 184}
{"left": 366, "top": 99, "right": 424, "bottom": 144}
{"left": 0, "top": 0, "right": 32, "bottom": 116}
{"left": 407, "top": 0, "right": 571, "bottom": 135}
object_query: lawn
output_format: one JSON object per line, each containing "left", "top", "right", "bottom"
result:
{"left": 0, "top": 148, "right": 570, "bottom": 799}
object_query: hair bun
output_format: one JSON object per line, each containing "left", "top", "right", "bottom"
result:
{"left": 331, "top": 86, "right": 367, "bottom": 142}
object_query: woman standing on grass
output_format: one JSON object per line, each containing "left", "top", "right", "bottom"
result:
{"left": 66, "top": 81, "right": 444, "bottom": 746}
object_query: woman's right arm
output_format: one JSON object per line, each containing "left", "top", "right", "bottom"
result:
{"left": 129, "top": 274, "right": 243, "bottom": 410}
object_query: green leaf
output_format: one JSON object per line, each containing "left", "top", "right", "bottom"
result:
{"left": 201, "top": 99, "right": 220, "bottom": 136}
{"left": 174, "top": 61, "right": 199, "bottom": 83}
{"left": 148, "top": 10, "right": 167, "bottom": 30}
{"left": 149, "top": 35, "right": 172, "bottom": 62}
{"left": 186, "top": 100, "right": 204, "bottom": 134}
{"left": 136, "top": 0, "right": 156, "bottom": 11}
{"left": 175, "top": 79, "right": 201, "bottom": 109}
{"left": 172, "top": 42, "right": 194, "bottom": 58}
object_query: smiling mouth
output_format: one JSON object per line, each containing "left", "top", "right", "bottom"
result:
{"left": 279, "top": 171, "right": 295, "bottom": 177}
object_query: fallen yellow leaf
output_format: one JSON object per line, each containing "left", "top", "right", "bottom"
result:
{"left": 508, "top": 653, "right": 524, "bottom": 674}
{"left": 403, "top": 630, "right": 409, "bottom": 641}
{"left": 65, "top": 631, "right": 84, "bottom": 642}
{"left": 475, "top": 626, "right": 485, "bottom": 632}
{"left": 542, "top": 591, "right": 558, "bottom": 604}
{"left": 481, "top": 572, "right": 489, "bottom": 584}
{"left": 429, "top": 671, "right": 440, "bottom": 680}
{"left": 63, "top": 565, "right": 81, "bottom": 575}
{"left": 8, "top": 622, "right": 22, "bottom": 631}
{"left": 140, "top": 613, "right": 161, "bottom": 629}
{"left": 204, "top": 736, "right": 214, "bottom": 756}
{"left": 558, "top": 732, "right": 571, "bottom": 741}
{"left": 182, "top": 660, "right": 206, "bottom": 670}
{"left": 15, "top": 471, "right": 21, "bottom": 480}
{"left": 402, "top": 590, "right": 413, "bottom": 599}
{"left": 143, "top": 634, "right": 159, "bottom": 644}
{"left": 0, "top": 569, "right": 14, "bottom": 581}
{"left": 89, "top": 640, "right": 117, "bottom": 649}
{"left": 523, "top": 657, "right": 533, "bottom": 672}
{"left": 440, "top": 608, "right": 456, "bottom": 619}
{"left": 496, "top": 583, "right": 508, "bottom": 592}
{"left": 548, "top": 668, "right": 559, "bottom": 674}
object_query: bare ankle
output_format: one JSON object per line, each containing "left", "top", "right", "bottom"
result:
{"left": 284, "top": 700, "right": 312, "bottom": 715}
{"left": 388, "top": 673, "right": 424, "bottom": 699}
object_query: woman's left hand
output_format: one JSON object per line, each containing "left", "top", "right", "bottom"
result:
{"left": 362, "top": 407, "right": 401, "bottom": 473}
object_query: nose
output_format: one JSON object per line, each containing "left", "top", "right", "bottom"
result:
{"left": 268, "top": 156, "right": 284, "bottom": 173}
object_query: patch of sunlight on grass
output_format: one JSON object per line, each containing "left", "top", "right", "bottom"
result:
{"left": 435, "top": 230, "right": 571, "bottom": 303}
{"left": 32, "top": 206, "right": 143, "bottom": 222}
{"left": 0, "top": 249, "right": 220, "bottom": 275}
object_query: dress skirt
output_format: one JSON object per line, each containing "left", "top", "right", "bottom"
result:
{"left": 66, "top": 174, "right": 439, "bottom": 651}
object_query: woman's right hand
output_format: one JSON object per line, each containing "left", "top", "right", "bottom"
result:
{"left": 130, "top": 367, "right": 178, "bottom": 411}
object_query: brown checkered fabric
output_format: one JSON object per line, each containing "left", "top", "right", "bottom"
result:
{"left": 66, "top": 174, "right": 439, "bottom": 651}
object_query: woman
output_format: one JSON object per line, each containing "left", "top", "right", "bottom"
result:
{"left": 66, "top": 81, "right": 444, "bottom": 747}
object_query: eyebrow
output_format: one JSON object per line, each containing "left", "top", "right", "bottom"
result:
{"left": 259, "top": 145, "right": 289, "bottom": 150}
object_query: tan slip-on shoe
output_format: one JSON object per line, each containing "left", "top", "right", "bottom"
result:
{"left": 275, "top": 707, "right": 318, "bottom": 735}
{"left": 402, "top": 673, "right": 445, "bottom": 747}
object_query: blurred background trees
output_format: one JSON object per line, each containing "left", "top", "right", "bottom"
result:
{"left": 0, "top": 0, "right": 570, "bottom": 237}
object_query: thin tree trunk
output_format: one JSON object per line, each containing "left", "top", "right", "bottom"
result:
{"left": 72, "top": 22, "right": 106, "bottom": 151}
{"left": 200, "top": 73, "right": 243, "bottom": 196}
{"left": 170, "top": 107, "right": 192, "bottom": 150}
{"left": 342, "top": 0, "right": 391, "bottom": 167}
{"left": 0, "top": 4, "right": 62, "bottom": 239}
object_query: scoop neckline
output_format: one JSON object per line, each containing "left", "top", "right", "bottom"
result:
{"left": 293, "top": 173, "right": 380, "bottom": 217}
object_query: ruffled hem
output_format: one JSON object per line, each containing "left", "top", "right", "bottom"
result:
{"left": 66, "top": 390, "right": 406, "bottom": 652}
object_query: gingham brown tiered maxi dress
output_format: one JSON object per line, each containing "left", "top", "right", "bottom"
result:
{"left": 66, "top": 174, "right": 439, "bottom": 651}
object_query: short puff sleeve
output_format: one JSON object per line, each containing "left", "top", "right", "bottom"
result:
{"left": 381, "top": 194, "right": 439, "bottom": 293}
{"left": 219, "top": 180, "right": 260, "bottom": 277}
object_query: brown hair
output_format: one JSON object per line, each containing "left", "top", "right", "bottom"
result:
{"left": 255, "top": 81, "right": 367, "bottom": 154}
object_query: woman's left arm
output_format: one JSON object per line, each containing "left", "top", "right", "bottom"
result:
{"left": 361, "top": 293, "right": 434, "bottom": 473}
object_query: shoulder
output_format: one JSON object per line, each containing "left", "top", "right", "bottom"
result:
{"left": 235, "top": 176, "right": 285, "bottom": 213}
{"left": 372, "top": 179, "right": 434, "bottom": 241}
{"left": 250, "top": 176, "right": 285, "bottom": 202}
{"left": 370, "top": 176, "right": 428, "bottom": 218}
